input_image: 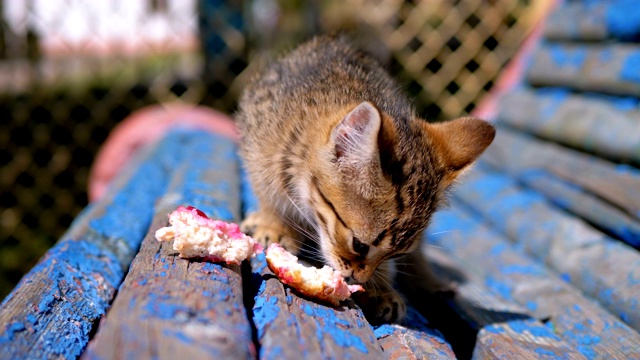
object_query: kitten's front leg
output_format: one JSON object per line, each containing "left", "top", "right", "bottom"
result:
{"left": 353, "top": 260, "right": 407, "bottom": 324}
{"left": 241, "top": 207, "right": 303, "bottom": 255}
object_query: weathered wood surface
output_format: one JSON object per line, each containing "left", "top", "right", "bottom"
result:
{"left": 83, "top": 133, "right": 255, "bottom": 359}
{"left": 428, "top": 205, "right": 640, "bottom": 359}
{"left": 249, "top": 253, "right": 383, "bottom": 360}
{"left": 419, "top": 247, "right": 584, "bottom": 360}
{"left": 498, "top": 87, "right": 640, "bottom": 165}
{"left": 374, "top": 308, "right": 455, "bottom": 360}
{"left": 517, "top": 169, "right": 640, "bottom": 247}
{"left": 0, "top": 131, "right": 202, "bottom": 359}
{"left": 241, "top": 168, "right": 454, "bottom": 359}
{"left": 451, "top": 166, "right": 640, "bottom": 332}
{"left": 545, "top": 1, "right": 640, "bottom": 41}
{"left": 482, "top": 127, "right": 640, "bottom": 221}
{"left": 527, "top": 43, "right": 640, "bottom": 96}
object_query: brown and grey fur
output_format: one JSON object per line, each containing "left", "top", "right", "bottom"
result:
{"left": 236, "top": 35, "right": 495, "bottom": 324}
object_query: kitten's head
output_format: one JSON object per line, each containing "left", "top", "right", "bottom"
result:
{"left": 309, "top": 101, "right": 495, "bottom": 283}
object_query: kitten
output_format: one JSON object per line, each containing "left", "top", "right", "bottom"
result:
{"left": 236, "top": 35, "right": 495, "bottom": 323}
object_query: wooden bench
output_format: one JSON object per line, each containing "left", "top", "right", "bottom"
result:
{"left": 2, "top": 1, "right": 640, "bottom": 358}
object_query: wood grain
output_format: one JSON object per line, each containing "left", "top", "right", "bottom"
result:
{"left": 374, "top": 307, "right": 456, "bottom": 360}
{"left": 421, "top": 248, "right": 584, "bottom": 360}
{"left": 544, "top": 1, "right": 640, "bottom": 41}
{"left": 248, "top": 242, "right": 383, "bottom": 359}
{"left": 498, "top": 88, "right": 640, "bottom": 166}
{"left": 0, "top": 130, "right": 215, "bottom": 359}
{"left": 527, "top": 43, "right": 640, "bottom": 97}
{"left": 428, "top": 204, "right": 640, "bottom": 358}
{"left": 452, "top": 166, "right": 640, "bottom": 332}
{"left": 483, "top": 128, "right": 640, "bottom": 222}
{"left": 82, "top": 134, "right": 255, "bottom": 359}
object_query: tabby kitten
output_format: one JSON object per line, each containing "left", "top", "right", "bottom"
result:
{"left": 236, "top": 35, "right": 495, "bottom": 323}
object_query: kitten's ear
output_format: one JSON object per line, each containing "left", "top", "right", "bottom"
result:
{"left": 424, "top": 117, "right": 495, "bottom": 185}
{"left": 331, "top": 101, "right": 381, "bottom": 166}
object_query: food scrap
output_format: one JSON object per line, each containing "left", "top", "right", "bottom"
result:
{"left": 265, "top": 243, "right": 364, "bottom": 306}
{"left": 156, "top": 206, "right": 364, "bottom": 305}
{"left": 155, "top": 206, "right": 261, "bottom": 265}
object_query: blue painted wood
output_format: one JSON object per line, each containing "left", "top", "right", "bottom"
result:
{"left": 0, "top": 130, "right": 208, "bottom": 360}
{"left": 545, "top": 1, "right": 640, "bottom": 41}
{"left": 427, "top": 205, "right": 640, "bottom": 358}
{"left": 374, "top": 307, "right": 455, "bottom": 359}
{"left": 249, "top": 253, "right": 383, "bottom": 359}
{"left": 422, "top": 248, "right": 584, "bottom": 359}
{"left": 452, "top": 165, "right": 640, "bottom": 332}
{"left": 241, "top": 172, "right": 385, "bottom": 359}
{"left": 527, "top": 43, "right": 640, "bottom": 96}
{"left": 242, "top": 166, "right": 454, "bottom": 359}
{"left": 482, "top": 127, "right": 640, "bottom": 221}
{"left": 517, "top": 169, "right": 640, "bottom": 247}
{"left": 498, "top": 87, "right": 640, "bottom": 165}
{"left": 82, "top": 131, "right": 255, "bottom": 359}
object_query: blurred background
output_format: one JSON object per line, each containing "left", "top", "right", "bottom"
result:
{"left": 0, "top": 0, "right": 547, "bottom": 299}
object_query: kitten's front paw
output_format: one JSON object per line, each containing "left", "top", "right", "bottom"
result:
{"left": 355, "top": 290, "right": 407, "bottom": 325}
{"left": 241, "top": 212, "right": 301, "bottom": 255}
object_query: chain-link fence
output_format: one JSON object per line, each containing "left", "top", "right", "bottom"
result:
{"left": 0, "top": 0, "right": 543, "bottom": 299}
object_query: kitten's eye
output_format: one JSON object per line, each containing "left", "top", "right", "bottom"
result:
{"left": 352, "top": 237, "right": 369, "bottom": 257}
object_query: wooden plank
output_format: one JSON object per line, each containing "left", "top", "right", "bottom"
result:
{"left": 82, "top": 133, "right": 255, "bottom": 359}
{"left": 517, "top": 168, "right": 640, "bottom": 247}
{"left": 417, "top": 248, "right": 584, "bottom": 360}
{"left": 497, "top": 87, "right": 640, "bottom": 165}
{"left": 240, "top": 168, "right": 384, "bottom": 359}
{"left": 0, "top": 130, "right": 208, "bottom": 359}
{"left": 483, "top": 127, "right": 640, "bottom": 221}
{"left": 374, "top": 307, "right": 455, "bottom": 359}
{"left": 472, "top": 320, "right": 584, "bottom": 360}
{"left": 427, "top": 205, "right": 640, "bottom": 359}
{"left": 544, "top": 1, "right": 640, "bottom": 41}
{"left": 527, "top": 43, "right": 640, "bottom": 97}
{"left": 249, "top": 253, "right": 383, "bottom": 359}
{"left": 452, "top": 166, "right": 640, "bottom": 332}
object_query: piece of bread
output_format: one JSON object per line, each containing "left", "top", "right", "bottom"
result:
{"left": 156, "top": 206, "right": 363, "bottom": 305}
{"left": 155, "top": 206, "right": 261, "bottom": 265}
{"left": 265, "top": 243, "right": 364, "bottom": 306}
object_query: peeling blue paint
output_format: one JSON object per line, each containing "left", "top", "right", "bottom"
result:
{"left": 620, "top": 50, "right": 640, "bottom": 83}
{"left": 300, "top": 303, "right": 368, "bottom": 354}
{"left": 373, "top": 324, "right": 395, "bottom": 339}
{"left": 484, "top": 276, "right": 514, "bottom": 301}
{"left": 606, "top": 0, "right": 640, "bottom": 40}
{"left": 0, "top": 130, "right": 245, "bottom": 359}
{"left": 163, "top": 328, "right": 194, "bottom": 345}
{"left": 253, "top": 281, "right": 281, "bottom": 338}
{"left": 547, "top": 44, "right": 587, "bottom": 68}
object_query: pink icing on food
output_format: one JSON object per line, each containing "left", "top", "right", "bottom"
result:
{"left": 184, "top": 205, "right": 209, "bottom": 219}
{"left": 156, "top": 206, "right": 263, "bottom": 264}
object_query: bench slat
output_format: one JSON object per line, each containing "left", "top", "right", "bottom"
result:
{"left": 374, "top": 307, "right": 455, "bottom": 359}
{"left": 428, "top": 205, "right": 640, "bottom": 359}
{"left": 544, "top": 1, "right": 640, "bottom": 41}
{"left": 420, "top": 248, "right": 583, "bottom": 359}
{"left": 498, "top": 88, "right": 640, "bottom": 165}
{"left": 483, "top": 128, "right": 640, "bottom": 221}
{"left": 240, "top": 171, "right": 385, "bottom": 359}
{"left": 517, "top": 169, "right": 640, "bottom": 247}
{"left": 527, "top": 43, "right": 640, "bottom": 97}
{"left": 249, "top": 254, "right": 383, "bottom": 359}
{"left": 0, "top": 130, "right": 208, "bottom": 359}
{"left": 453, "top": 166, "right": 640, "bottom": 331}
{"left": 242, "top": 159, "right": 454, "bottom": 359}
{"left": 82, "top": 132, "right": 256, "bottom": 359}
